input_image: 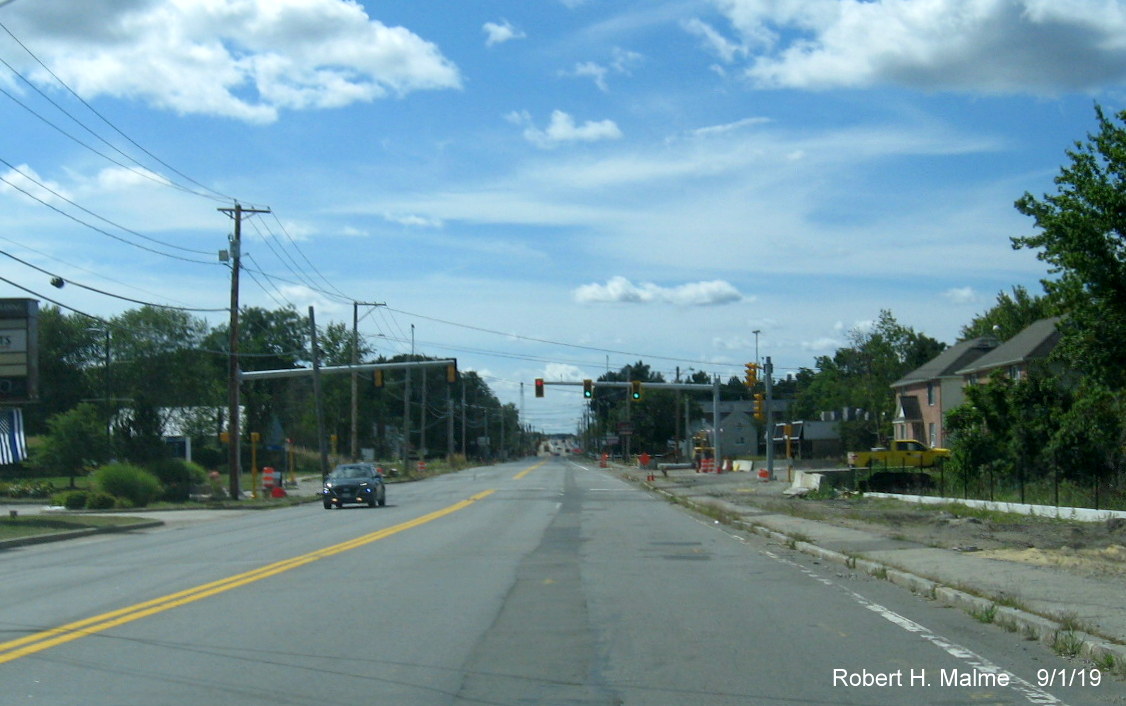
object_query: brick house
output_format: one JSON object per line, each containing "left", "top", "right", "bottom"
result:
{"left": 955, "top": 316, "right": 1062, "bottom": 384}
{"left": 891, "top": 336, "right": 998, "bottom": 447}
{"left": 890, "top": 317, "right": 1063, "bottom": 448}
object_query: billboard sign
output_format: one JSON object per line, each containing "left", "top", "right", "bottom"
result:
{"left": 0, "top": 299, "right": 38, "bottom": 403}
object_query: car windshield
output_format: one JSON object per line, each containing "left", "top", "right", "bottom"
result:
{"left": 328, "top": 465, "right": 374, "bottom": 481}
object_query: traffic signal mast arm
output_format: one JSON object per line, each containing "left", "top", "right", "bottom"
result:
{"left": 536, "top": 380, "right": 716, "bottom": 392}
{"left": 239, "top": 359, "right": 458, "bottom": 382}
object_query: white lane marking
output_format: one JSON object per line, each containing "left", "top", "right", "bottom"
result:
{"left": 758, "top": 548, "right": 1066, "bottom": 705}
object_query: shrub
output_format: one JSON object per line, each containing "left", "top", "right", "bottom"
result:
{"left": 8, "top": 480, "right": 54, "bottom": 498}
{"left": 92, "top": 462, "right": 162, "bottom": 508}
{"left": 149, "top": 458, "right": 208, "bottom": 503}
{"left": 54, "top": 490, "right": 89, "bottom": 509}
{"left": 86, "top": 492, "right": 117, "bottom": 510}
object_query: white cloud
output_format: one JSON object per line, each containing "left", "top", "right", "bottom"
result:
{"left": 683, "top": 17, "right": 748, "bottom": 63}
{"left": 691, "top": 116, "right": 771, "bottom": 138}
{"left": 564, "top": 48, "right": 644, "bottom": 91}
{"left": 6, "top": 0, "right": 461, "bottom": 123}
{"left": 0, "top": 164, "right": 70, "bottom": 205}
{"left": 384, "top": 213, "right": 444, "bottom": 228}
{"left": 802, "top": 337, "right": 842, "bottom": 353}
{"left": 707, "top": 0, "right": 1126, "bottom": 93}
{"left": 509, "top": 110, "right": 623, "bottom": 148}
{"left": 544, "top": 362, "right": 584, "bottom": 381}
{"left": 574, "top": 276, "right": 743, "bottom": 306}
{"left": 943, "top": 286, "right": 978, "bottom": 304}
{"left": 90, "top": 166, "right": 170, "bottom": 193}
{"left": 568, "top": 61, "right": 610, "bottom": 91}
{"left": 483, "top": 20, "right": 525, "bottom": 47}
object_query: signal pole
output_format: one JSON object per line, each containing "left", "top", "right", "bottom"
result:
{"left": 351, "top": 301, "right": 383, "bottom": 460}
{"left": 219, "top": 202, "right": 270, "bottom": 501}
{"left": 765, "top": 356, "right": 775, "bottom": 479}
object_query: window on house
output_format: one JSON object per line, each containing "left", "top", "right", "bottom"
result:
{"left": 928, "top": 423, "right": 937, "bottom": 447}
{"left": 1009, "top": 365, "right": 1022, "bottom": 380}
{"left": 926, "top": 382, "right": 935, "bottom": 406}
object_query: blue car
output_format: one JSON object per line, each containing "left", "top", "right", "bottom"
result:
{"left": 322, "top": 463, "right": 386, "bottom": 509}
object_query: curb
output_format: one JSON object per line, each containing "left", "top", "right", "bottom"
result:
{"left": 0, "top": 519, "right": 164, "bottom": 551}
{"left": 640, "top": 477, "right": 1126, "bottom": 670}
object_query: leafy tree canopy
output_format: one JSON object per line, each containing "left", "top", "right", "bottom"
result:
{"left": 1013, "top": 104, "right": 1126, "bottom": 389}
{"left": 959, "top": 286, "right": 1053, "bottom": 342}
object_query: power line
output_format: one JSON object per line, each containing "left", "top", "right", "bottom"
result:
{"left": 0, "top": 20, "right": 235, "bottom": 203}
{"left": 0, "top": 249, "right": 227, "bottom": 312}
{"left": 0, "top": 233, "right": 210, "bottom": 309}
{"left": 382, "top": 306, "right": 744, "bottom": 370}
{"left": 0, "top": 273, "right": 104, "bottom": 321}
{"left": 0, "top": 170, "right": 219, "bottom": 265}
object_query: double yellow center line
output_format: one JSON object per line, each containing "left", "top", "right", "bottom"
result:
{"left": 0, "top": 489, "right": 496, "bottom": 665}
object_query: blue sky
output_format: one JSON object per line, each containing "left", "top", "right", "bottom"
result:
{"left": 0, "top": 0, "right": 1123, "bottom": 432}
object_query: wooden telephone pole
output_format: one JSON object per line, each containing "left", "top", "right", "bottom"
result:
{"left": 219, "top": 202, "right": 270, "bottom": 500}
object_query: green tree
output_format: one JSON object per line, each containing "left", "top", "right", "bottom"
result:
{"left": 959, "top": 286, "right": 1053, "bottom": 342}
{"left": 1013, "top": 105, "right": 1126, "bottom": 389}
{"left": 28, "top": 403, "right": 111, "bottom": 487}
{"left": 796, "top": 311, "right": 945, "bottom": 449}
{"left": 26, "top": 307, "right": 101, "bottom": 435}
{"left": 207, "top": 306, "right": 308, "bottom": 450}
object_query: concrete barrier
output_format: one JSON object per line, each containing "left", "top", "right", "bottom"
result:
{"left": 784, "top": 470, "right": 824, "bottom": 496}
{"left": 867, "top": 493, "right": 1126, "bottom": 523}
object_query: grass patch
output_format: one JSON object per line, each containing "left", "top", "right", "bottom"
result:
{"left": 971, "top": 603, "right": 998, "bottom": 624}
{"left": 1054, "top": 611, "right": 1094, "bottom": 634}
{"left": 1051, "top": 630, "right": 1085, "bottom": 658}
{"left": 0, "top": 514, "right": 149, "bottom": 541}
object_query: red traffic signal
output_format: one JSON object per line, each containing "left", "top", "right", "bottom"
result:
{"left": 535, "top": 378, "right": 544, "bottom": 398}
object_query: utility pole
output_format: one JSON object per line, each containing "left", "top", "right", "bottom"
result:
{"left": 351, "top": 301, "right": 383, "bottom": 460}
{"left": 765, "top": 356, "right": 775, "bottom": 480}
{"left": 309, "top": 306, "right": 329, "bottom": 480}
{"left": 402, "top": 324, "right": 414, "bottom": 473}
{"left": 219, "top": 202, "right": 270, "bottom": 501}
{"left": 446, "top": 377, "right": 454, "bottom": 461}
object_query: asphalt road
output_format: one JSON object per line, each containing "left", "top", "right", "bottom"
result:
{"left": 0, "top": 457, "right": 1121, "bottom": 705}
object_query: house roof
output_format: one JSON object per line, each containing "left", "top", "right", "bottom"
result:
{"left": 891, "top": 336, "right": 998, "bottom": 388}
{"left": 956, "top": 317, "right": 1061, "bottom": 376}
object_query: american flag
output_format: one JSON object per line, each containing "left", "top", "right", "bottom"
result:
{"left": 0, "top": 408, "right": 27, "bottom": 464}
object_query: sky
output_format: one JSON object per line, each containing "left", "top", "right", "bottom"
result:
{"left": 0, "top": 0, "right": 1124, "bottom": 433}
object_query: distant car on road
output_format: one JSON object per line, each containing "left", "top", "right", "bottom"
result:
{"left": 322, "top": 463, "right": 386, "bottom": 509}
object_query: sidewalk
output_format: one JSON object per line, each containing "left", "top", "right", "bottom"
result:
{"left": 627, "top": 466, "right": 1126, "bottom": 670}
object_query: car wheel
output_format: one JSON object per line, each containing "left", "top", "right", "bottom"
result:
{"left": 378, "top": 493, "right": 386, "bottom": 507}
{"left": 367, "top": 495, "right": 376, "bottom": 508}
{"left": 323, "top": 501, "right": 332, "bottom": 509}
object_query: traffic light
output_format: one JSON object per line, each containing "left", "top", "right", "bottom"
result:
{"left": 630, "top": 380, "right": 642, "bottom": 400}
{"left": 535, "top": 378, "right": 544, "bottom": 398}
{"left": 447, "top": 362, "right": 458, "bottom": 384}
{"left": 753, "top": 392, "right": 765, "bottom": 420}
{"left": 374, "top": 369, "right": 384, "bottom": 388}
{"left": 744, "top": 362, "right": 759, "bottom": 388}
{"left": 583, "top": 379, "right": 593, "bottom": 398}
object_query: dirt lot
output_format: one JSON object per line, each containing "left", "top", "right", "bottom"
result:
{"left": 707, "top": 485, "right": 1126, "bottom": 581}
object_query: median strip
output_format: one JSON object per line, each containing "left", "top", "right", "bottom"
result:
{"left": 0, "top": 489, "right": 495, "bottom": 664}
